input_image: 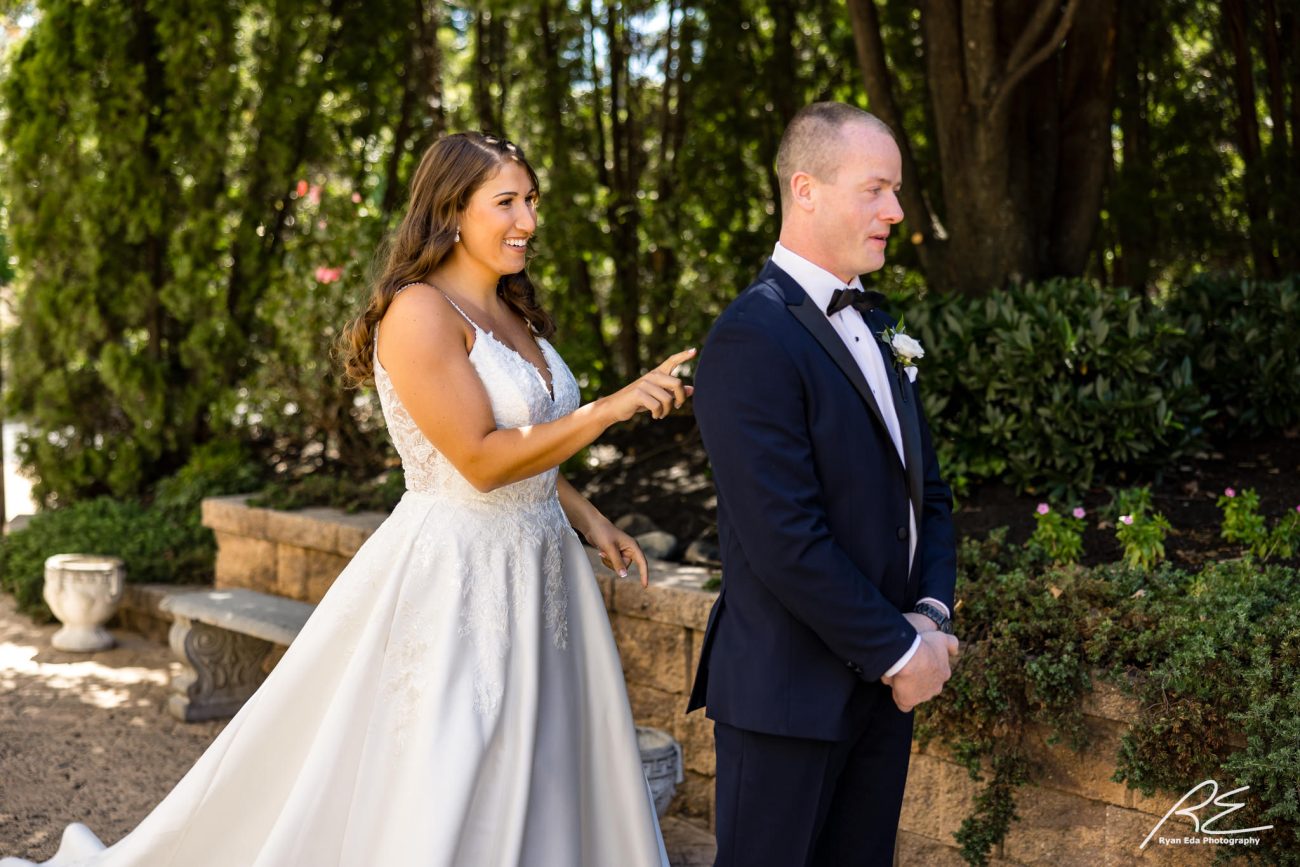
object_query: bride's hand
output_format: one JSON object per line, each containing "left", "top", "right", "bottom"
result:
{"left": 584, "top": 520, "right": 651, "bottom": 588}
{"left": 600, "top": 349, "right": 696, "bottom": 423}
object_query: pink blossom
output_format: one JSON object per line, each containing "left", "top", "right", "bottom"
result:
{"left": 1072, "top": 507, "right": 1086, "bottom": 520}
{"left": 314, "top": 266, "right": 343, "bottom": 284}
{"left": 1036, "top": 503, "right": 1050, "bottom": 515}
{"left": 1224, "top": 487, "right": 1236, "bottom": 498}
{"left": 1295, "top": 505, "right": 1299, "bottom": 513}
{"left": 308, "top": 184, "right": 322, "bottom": 205}
{"left": 351, "top": 192, "right": 363, "bottom": 204}
{"left": 1119, "top": 514, "right": 1134, "bottom": 525}
{"left": 296, "top": 179, "right": 308, "bottom": 197}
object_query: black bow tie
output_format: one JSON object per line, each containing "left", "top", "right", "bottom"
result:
{"left": 825, "top": 287, "right": 886, "bottom": 317}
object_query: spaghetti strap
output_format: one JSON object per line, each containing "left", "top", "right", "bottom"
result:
{"left": 435, "top": 291, "right": 484, "bottom": 332}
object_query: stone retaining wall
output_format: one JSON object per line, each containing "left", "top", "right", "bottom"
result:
{"left": 196, "top": 496, "right": 1222, "bottom": 863}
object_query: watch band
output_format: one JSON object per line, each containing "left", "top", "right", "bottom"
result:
{"left": 913, "top": 601, "right": 954, "bottom": 635}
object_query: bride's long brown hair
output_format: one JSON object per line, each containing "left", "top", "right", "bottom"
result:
{"left": 338, "top": 132, "right": 555, "bottom": 386}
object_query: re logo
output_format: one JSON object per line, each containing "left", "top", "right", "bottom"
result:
{"left": 1140, "top": 779, "right": 1273, "bottom": 849}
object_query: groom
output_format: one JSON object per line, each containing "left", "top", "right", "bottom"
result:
{"left": 688, "top": 102, "right": 960, "bottom": 865}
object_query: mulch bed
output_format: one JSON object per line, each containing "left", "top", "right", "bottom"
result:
{"left": 570, "top": 413, "right": 1300, "bottom": 571}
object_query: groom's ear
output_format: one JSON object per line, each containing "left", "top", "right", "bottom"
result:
{"left": 788, "top": 171, "right": 818, "bottom": 212}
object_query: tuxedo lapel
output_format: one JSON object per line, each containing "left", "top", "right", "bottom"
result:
{"left": 769, "top": 266, "right": 895, "bottom": 459}
{"left": 864, "top": 309, "right": 925, "bottom": 524}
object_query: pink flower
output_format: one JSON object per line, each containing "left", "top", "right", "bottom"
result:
{"left": 1224, "top": 487, "right": 1236, "bottom": 498}
{"left": 1072, "top": 507, "right": 1086, "bottom": 520}
{"left": 1295, "top": 505, "right": 1299, "bottom": 513}
{"left": 314, "top": 266, "right": 343, "bottom": 284}
{"left": 1119, "top": 514, "right": 1134, "bottom": 525}
{"left": 308, "top": 184, "right": 322, "bottom": 205}
{"left": 351, "top": 192, "right": 363, "bottom": 204}
{"left": 296, "top": 179, "right": 308, "bottom": 197}
{"left": 1036, "top": 503, "right": 1050, "bottom": 515}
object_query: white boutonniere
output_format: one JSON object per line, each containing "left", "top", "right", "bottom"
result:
{"left": 878, "top": 317, "right": 924, "bottom": 383}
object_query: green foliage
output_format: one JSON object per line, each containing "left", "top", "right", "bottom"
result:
{"left": 920, "top": 531, "right": 1300, "bottom": 864}
{"left": 248, "top": 469, "right": 405, "bottom": 515}
{"left": 906, "top": 278, "right": 1209, "bottom": 497}
{"left": 1027, "top": 503, "right": 1086, "bottom": 566}
{"left": 1218, "top": 487, "right": 1269, "bottom": 553}
{"left": 1217, "top": 488, "right": 1300, "bottom": 561}
{"left": 0, "top": 0, "right": 418, "bottom": 505}
{"left": 1110, "top": 487, "right": 1171, "bottom": 570}
{"left": 1166, "top": 274, "right": 1300, "bottom": 435}
{"left": 0, "top": 499, "right": 200, "bottom": 620}
{"left": 0, "top": 439, "right": 265, "bottom": 619}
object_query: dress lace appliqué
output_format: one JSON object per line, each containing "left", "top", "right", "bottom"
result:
{"left": 374, "top": 317, "right": 580, "bottom": 717}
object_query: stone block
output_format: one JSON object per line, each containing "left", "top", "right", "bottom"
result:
{"left": 262, "top": 508, "right": 338, "bottom": 552}
{"left": 898, "top": 752, "right": 983, "bottom": 846}
{"left": 302, "top": 555, "right": 350, "bottom": 603}
{"left": 1103, "top": 805, "right": 1213, "bottom": 865}
{"left": 627, "top": 682, "right": 679, "bottom": 733}
{"left": 1082, "top": 680, "right": 1141, "bottom": 722}
{"left": 333, "top": 513, "right": 383, "bottom": 557}
{"left": 1001, "top": 784, "right": 1106, "bottom": 866}
{"left": 612, "top": 613, "right": 690, "bottom": 695}
{"left": 611, "top": 572, "right": 716, "bottom": 631}
{"left": 213, "top": 533, "right": 276, "bottom": 593}
{"left": 671, "top": 770, "right": 714, "bottom": 829}
{"left": 660, "top": 816, "right": 716, "bottom": 867}
{"left": 273, "top": 545, "right": 349, "bottom": 604}
{"left": 1128, "top": 783, "right": 1196, "bottom": 818}
{"left": 201, "top": 495, "right": 258, "bottom": 536}
{"left": 1026, "top": 717, "right": 1130, "bottom": 806}
{"left": 896, "top": 830, "right": 977, "bottom": 867}
{"left": 674, "top": 703, "right": 716, "bottom": 777}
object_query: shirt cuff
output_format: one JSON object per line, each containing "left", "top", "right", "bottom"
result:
{"left": 917, "top": 597, "right": 950, "bottom": 619}
{"left": 882, "top": 634, "right": 921, "bottom": 679}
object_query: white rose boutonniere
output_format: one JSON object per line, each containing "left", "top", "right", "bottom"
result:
{"left": 877, "top": 316, "right": 924, "bottom": 384}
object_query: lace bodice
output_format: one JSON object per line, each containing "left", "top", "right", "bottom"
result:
{"left": 373, "top": 300, "right": 581, "bottom": 504}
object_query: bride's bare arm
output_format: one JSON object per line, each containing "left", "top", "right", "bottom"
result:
{"left": 557, "top": 474, "right": 650, "bottom": 585}
{"left": 378, "top": 285, "right": 693, "bottom": 493}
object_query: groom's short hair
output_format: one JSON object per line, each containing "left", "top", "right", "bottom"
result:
{"left": 775, "top": 103, "right": 895, "bottom": 213}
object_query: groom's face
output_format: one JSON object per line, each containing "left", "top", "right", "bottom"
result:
{"left": 813, "top": 125, "right": 904, "bottom": 277}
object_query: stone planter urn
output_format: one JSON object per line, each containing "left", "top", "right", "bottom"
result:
{"left": 42, "top": 554, "right": 126, "bottom": 652}
{"left": 637, "top": 726, "right": 684, "bottom": 817}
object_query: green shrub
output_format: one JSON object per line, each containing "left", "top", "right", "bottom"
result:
{"left": 1166, "top": 273, "right": 1300, "bottom": 434}
{"left": 0, "top": 498, "right": 202, "bottom": 620}
{"left": 904, "top": 278, "right": 1209, "bottom": 497}
{"left": 918, "top": 532, "right": 1300, "bottom": 864}
{"left": 248, "top": 468, "right": 405, "bottom": 514}
{"left": 0, "top": 440, "right": 267, "bottom": 620}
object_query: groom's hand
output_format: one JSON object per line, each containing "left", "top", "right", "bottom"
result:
{"left": 881, "top": 631, "right": 959, "bottom": 713}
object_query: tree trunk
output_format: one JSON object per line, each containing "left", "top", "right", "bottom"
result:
{"left": 1049, "top": 0, "right": 1118, "bottom": 276}
{"left": 851, "top": 0, "right": 1099, "bottom": 294}
{"left": 1112, "top": 1, "right": 1154, "bottom": 289}
{"left": 1224, "top": 0, "right": 1280, "bottom": 279}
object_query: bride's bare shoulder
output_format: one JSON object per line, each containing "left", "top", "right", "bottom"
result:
{"left": 377, "top": 283, "right": 473, "bottom": 371}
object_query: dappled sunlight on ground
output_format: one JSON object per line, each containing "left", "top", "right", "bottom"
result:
{"left": 0, "top": 593, "right": 225, "bottom": 862}
{"left": 0, "top": 641, "right": 171, "bottom": 710}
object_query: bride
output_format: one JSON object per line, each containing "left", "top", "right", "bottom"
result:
{"left": 3, "top": 132, "right": 693, "bottom": 867}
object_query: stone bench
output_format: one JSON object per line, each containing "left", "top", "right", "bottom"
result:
{"left": 159, "top": 588, "right": 314, "bottom": 722}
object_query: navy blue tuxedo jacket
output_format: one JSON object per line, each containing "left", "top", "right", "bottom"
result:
{"left": 687, "top": 260, "right": 957, "bottom": 741}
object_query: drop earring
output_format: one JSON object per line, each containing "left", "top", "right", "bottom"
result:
{"left": 454, "top": 227, "right": 461, "bottom": 243}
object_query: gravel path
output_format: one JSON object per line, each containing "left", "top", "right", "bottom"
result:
{"left": 0, "top": 593, "right": 715, "bottom": 865}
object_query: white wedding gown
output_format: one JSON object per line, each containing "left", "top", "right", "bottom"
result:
{"left": 3, "top": 296, "right": 669, "bottom": 866}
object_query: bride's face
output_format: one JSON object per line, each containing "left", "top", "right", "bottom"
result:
{"left": 456, "top": 161, "right": 538, "bottom": 277}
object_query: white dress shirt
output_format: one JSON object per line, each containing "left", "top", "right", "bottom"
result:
{"left": 770, "top": 242, "right": 948, "bottom": 677}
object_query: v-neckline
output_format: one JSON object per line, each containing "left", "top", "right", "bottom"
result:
{"left": 430, "top": 287, "right": 556, "bottom": 403}
{"left": 475, "top": 327, "right": 556, "bottom": 403}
